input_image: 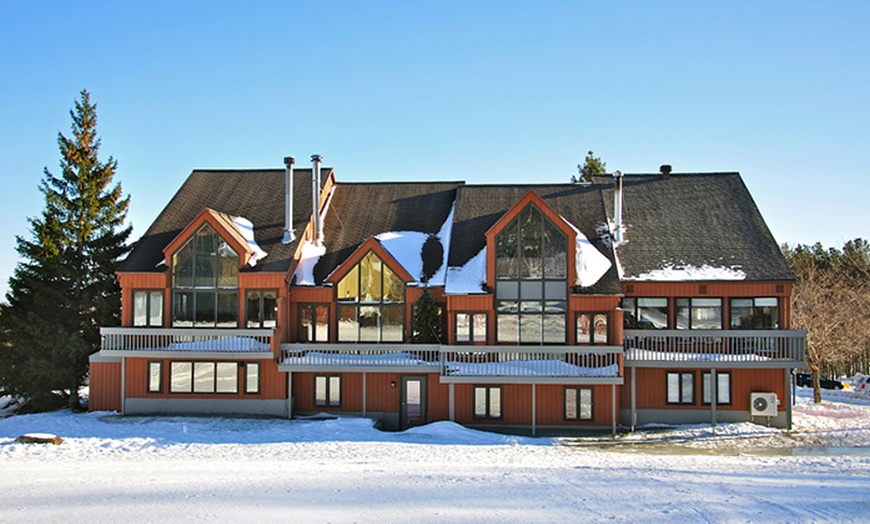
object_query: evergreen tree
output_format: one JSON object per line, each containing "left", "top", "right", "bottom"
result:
{"left": 0, "top": 90, "right": 131, "bottom": 410}
{"left": 576, "top": 150, "right": 606, "bottom": 183}
{"left": 410, "top": 288, "right": 443, "bottom": 344}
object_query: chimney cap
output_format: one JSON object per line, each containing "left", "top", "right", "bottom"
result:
{"left": 284, "top": 156, "right": 295, "bottom": 166}
{"left": 311, "top": 154, "right": 323, "bottom": 162}
{"left": 660, "top": 164, "right": 672, "bottom": 175}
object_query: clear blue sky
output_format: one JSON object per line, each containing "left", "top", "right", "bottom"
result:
{"left": 1, "top": 1, "right": 868, "bottom": 298}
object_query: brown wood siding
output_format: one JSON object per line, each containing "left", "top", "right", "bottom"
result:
{"left": 534, "top": 384, "right": 616, "bottom": 426}
{"left": 89, "top": 362, "right": 121, "bottom": 411}
{"left": 119, "top": 273, "right": 169, "bottom": 326}
{"left": 453, "top": 384, "right": 533, "bottom": 426}
{"left": 624, "top": 367, "right": 786, "bottom": 411}
{"left": 125, "top": 357, "right": 286, "bottom": 400}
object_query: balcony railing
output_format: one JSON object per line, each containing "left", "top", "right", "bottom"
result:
{"left": 280, "top": 344, "right": 440, "bottom": 370}
{"left": 623, "top": 329, "right": 806, "bottom": 366}
{"left": 100, "top": 327, "right": 274, "bottom": 355}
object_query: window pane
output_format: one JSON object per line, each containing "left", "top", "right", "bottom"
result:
{"left": 149, "top": 291, "right": 163, "bottom": 326}
{"left": 315, "top": 305, "right": 329, "bottom": 342}
{"left": 194, "top": 226, "right": 217, "bottom": 287}
{"left": 172, "top": 241, "right": 194, "bottom": 287}
{"left": 337, "top": 265, "right": 359, "bottom": 302}
{"left": 472, "top": 314, "right": 487, "bottom": 343}
{"left": 520, "top": 314, "right": 542, "bottom": 344}
{"left": 755, "top": 297, "right": 778, "bottom": 307}
{"left": 520, "top": 281, "right": 543, "bottom": 300}
{"left": 681, "top": 373, "right": 693, "bottom": 403}
{"left": 329, "top": 376, "right": 341, "bottom": 406}
{"left": 675, "top": 298, "right": 690, "bottom": 330}
{"left": 756, "top": 303, "right": 779, "bottom": 329}
{"left": 667, "top": 373, "right": 680, "bottom": 403}
{"left": 544, "top": 281, "right": 567, "bottom": 300}
{"left": 262, "top": 291, "right": 278, "bottom": 328}
{"left": 299, "top": 305, "right": 314, "bottom": 342}
{"left": 148, "top": 362, "right": 162, "bottom": 393}
{"left": 456, "top": 313, "right": 470, "bottom": 343}
{"left": 496, "top": 281, "right": 519, "bottom": 300}
{"left": 383, "top": 265, "right": 404, "bottom": 303}
{"left": 576, "top": 314, "right": 591, "bottom": 344}
{"left": 474, "top": 387, "right": 488, "bottom": 417}
{"left": 134, "top": 291, "right": 148, "bottom": 327}
{"left": 217, "top": 292, "right": 237, "bottom": 328}
{"left": 315, "top": 376, "right": 327, "bottom": 406}
{"left": 730, "top": 299, "right": 753, "bottom": 329}
{"left": 718, "top": 373, "right": 731, "bottom": 404}
{"left": 193, "top": 362, "right": 215, "bottom": 393}
{"left": 170, "top": 362, "right": 192, "bottom": 393}
{"left": 497, "top": 314, "right": 519, "bottom": 344}
{"left": 702, "top": 373, "right": 712, "bottom": 404}
{"left": 338, "top": 305, "right": 358, "bottom": 342}
{"left": 360, "top": 252, "right": 382, "bottom": 302}
{"left": 195, "top": 292, "right": 216, "bottom": 327}
{"left": 543, "top": 314, "right": 566, "bottom": 343}
{"left": 217, "top": 240, "right": 239, "bottom": 288}
{"left": 489, "top": 388, "right": 502, "bottom": 418}
{"left": 247, "top": 291, "right": 262, "bottom": 328}
{"left": 693, "top": 298, "right": 722, "bottom": 330}
{"left": 565, "top": 388, "right": 578, "bottom": 419}
{"left": 495, "top": 217, "right": 518, "bottom": 279}
{"left": 172, "top": 291, "right": 194, "bottom": 327}
{"left": 520, "top": 206, "right": 543, "bottom": 279}
{"left": 359, "top": 305, "right": 379, "bottom": 342}
{"left": 622, "top": 298, "right": 638, "bottom": 328}
{"left": 543, "top": 218, "right": 567, "bottom": 279}
{"left": 216, "top": 362, "right": 237, "bottom": 393}
{"left": 579, "top": 388, "right": 593, "bottom": 420}
{"left": 593, "top": 314, "right": 608, "bottom": 344}
{"left": 245, "top": 363, "right": 260, "bottom": 394}
{"left": 637, "top": 298, "right": 668, "bottom": 329}
{"left": 382, "top": 304, "right": 404, "bottom": 342}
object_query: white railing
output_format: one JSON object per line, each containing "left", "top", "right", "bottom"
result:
{"left": 280, "top": 344, "right": 440, "bottom": 368}
{"left": 440, "top": 346, "right": 623, "bottom": 378}
{"left": 623, "top": 329, "right": 806, "bottom": 364}
{"left": 100, "top": 327, "right": 274, "bottom": 354}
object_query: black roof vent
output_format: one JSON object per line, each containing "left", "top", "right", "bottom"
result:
{"left": 660, "top": 164, "right": 672, "bottom": 179}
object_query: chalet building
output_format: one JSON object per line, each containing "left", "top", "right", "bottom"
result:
{"left": 89, "top": 157, "right": 806, "bottom": 434}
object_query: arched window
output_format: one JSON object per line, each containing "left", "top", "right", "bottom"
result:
{"left": 171, "top": 224, "right": 239, "bottom": 328}
{"left": 494, "top": 204, "right": 568, "bottom": 344}
{"left": 337, "top": 251, "right": 405, "bottom": 342}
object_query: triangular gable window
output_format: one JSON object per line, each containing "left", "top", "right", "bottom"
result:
{"left": 336, "top": 251, "right": 405, "bottom": 342}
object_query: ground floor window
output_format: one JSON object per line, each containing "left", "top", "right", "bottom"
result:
{"left": 666, "top": 372, "right": 695, "bottom": 404}
{"left": 564, "top": 387, "right": 593, "bottom": 420}
{"left": 473, "top": 386, "right": 502, "bottom": 419}
{"left": 702, "top": 371, "right": 732, "bottom": 405}
{"left": 148, "top": 361, "right": 162, "bottom": 393}
{"left": 169, "top": 361, "right": 239, "bottom": 394}
{"left": 315, "top": 375, "right": 341, "bottom": 407}
{"left": 456, "top": 312, "right": 487, "bottom": 344}
{"left": 245, "top": 362, "right": 260, "bottom": 394}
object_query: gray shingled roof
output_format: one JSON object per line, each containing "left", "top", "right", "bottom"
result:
{"left": 592, "top": 172, "right": 794, "bottom": 281}
{"left": 448, "top": 184, "right": 622, "bottom": 295}
{"left": 119, "top": 168, "right": 322, "bottom": 273}
{"left": 312, "top": 182, "right": 461, "bottom": 283}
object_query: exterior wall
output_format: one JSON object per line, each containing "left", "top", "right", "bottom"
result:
{"left": 89, "top": 361, "right": 121, "bottom": 412}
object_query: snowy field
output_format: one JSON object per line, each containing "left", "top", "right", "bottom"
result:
{"left": 2, "top": 388, "right": 870, "bottom": 523}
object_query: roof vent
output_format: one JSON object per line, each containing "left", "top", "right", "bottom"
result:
{"left": 660, "top": 164, "right": 672, "bottom": 179}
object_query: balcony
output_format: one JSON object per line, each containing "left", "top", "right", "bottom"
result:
{"left": 623, "top": 329, "right": 806, "bottom": 368}
{"left": 279, "top": 344, "right": 624, "bottom": 384}
{"left": 99, "top": 327, "right": 275, "bottom": 359}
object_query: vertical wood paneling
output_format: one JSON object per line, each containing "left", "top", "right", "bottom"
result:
{"left": 89, "top": 362, "right": 121, "bottom": 411}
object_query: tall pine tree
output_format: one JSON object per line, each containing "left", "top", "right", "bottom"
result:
{"left": 0, "top": 90, "right": 131, "bottom": 410}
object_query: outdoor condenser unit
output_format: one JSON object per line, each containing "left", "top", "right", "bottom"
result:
{"left": 750, "top": 392, "right": 778, "bottom": 417}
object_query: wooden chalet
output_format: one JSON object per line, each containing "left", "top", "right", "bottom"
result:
{"left": 89, "top": 158, "right": 805, "bottom": 434}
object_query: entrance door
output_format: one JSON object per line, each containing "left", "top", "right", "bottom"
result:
{"left": 400, "top": 376, "right": 427, "bottom": 430}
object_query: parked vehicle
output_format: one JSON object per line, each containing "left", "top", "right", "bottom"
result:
{"left": 852, "top": 375, "right": 870, "bottom": 396}
{"left": 794, "top": 373, "right": 844, "bottom": 390}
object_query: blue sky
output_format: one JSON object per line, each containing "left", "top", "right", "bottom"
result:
{"left": 1, "top": 1, "right": 868, "bottom": 298}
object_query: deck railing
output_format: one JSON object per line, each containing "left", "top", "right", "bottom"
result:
{"left": 623, "top": 329, "right": 806, "bottom": 365}
{"left": 280, "top": 344, "right": 440, "bottom": 369}
{"left": 440, "top": 346, "right": 623, "bottom": 379}
{"left": 100, "top": 327, "right": 274, "bottom": 354}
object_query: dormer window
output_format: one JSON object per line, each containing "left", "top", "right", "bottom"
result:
{"left": 171, "top": 224, "right": 240, "bottom": 328}
{"left": 337, "top": 251, "right": 405, "bottom": 342}
{"left": 494, "top": 204, "right": 568, "bottom": 344}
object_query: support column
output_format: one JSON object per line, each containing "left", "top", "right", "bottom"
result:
{"left": 362, "top": 372, "right": 367, "bottom": 417}
{"left": 611, "top": 384, "right": 617, "bottom": 436}
{"left": 531, "top": 384, "right": 537, "bottom": 436}
{"left": 120, "top": 357, "right": 126, "bottom": 415}
{"left": 630, "top": 366, "right": 637, "bottom": 431}
{"left": 287, "top": 371, "right": 293, "bottom": 418}
{"left": 711, "top": 368, "right": 717, "bottom": 428}
{"left": 785, "top": 368, "right": 793, "bottom": 430}
{"left": 449, "top": 383, "right": 455, "bottom": 421}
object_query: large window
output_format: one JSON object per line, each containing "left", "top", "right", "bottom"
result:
{"left": 315, "top": 375, "right": 341, "bottom": 407}
{"left": 299, "top": 304, "right": 330, "bottom": 342}
{"left": 134, "top": 291, "right": 164, "bottom": 327}
{"left": 564, "top": 387, "right": 593, "bottom": 420}
{"left": 171, "top": 224, "right": 239, "bottom": 328}
{"left": 246, "top": 290, "right": 277, "bottom": 328}
{"left": 666, "top": 371, "right": 695, "bottom": 404}
{"left": 169, "top": 361, "right": 239, "bottom": 394}
{"left": 337, "top": 252, "right": 405, "bottom": 342}
{"left": 676, "top": 298, "right": 723, "bottom": 330}
{"left": 623, "top": 297, "right": 669, "bottom": 329}
{"left": 495, "top": 204, "right": 568, "bottom": 344}
{"left": 702, "top": 371, "right": 731, "bottom": 405}
{"left": 730, "top": 298, "right": 779, "bottom": 329}
{"left": 474, "top": 386, "right": 502, "bottom": 419}
{"left": 456, "top": 313, "right": 487, "bottom": 344}
{"left": 576, "top": 313, "right": 608, "bottom": 344}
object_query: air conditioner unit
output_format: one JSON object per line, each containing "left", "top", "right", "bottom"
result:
{"left": 750, "top": 392, "right": 778, "bottom": 417}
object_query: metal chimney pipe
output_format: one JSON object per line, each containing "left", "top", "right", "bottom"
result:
{"left": 613, "top": 170, "right": 624, "bottom": 244}
{"left": 282, "top": 156, "right": 296, "bottom": 244}
{"left": 311, "top": 154, "right": 323, "bottom": 247}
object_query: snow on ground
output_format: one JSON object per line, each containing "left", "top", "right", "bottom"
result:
{"left": 2, "top": 389, "right": 870, "bottom": 522}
